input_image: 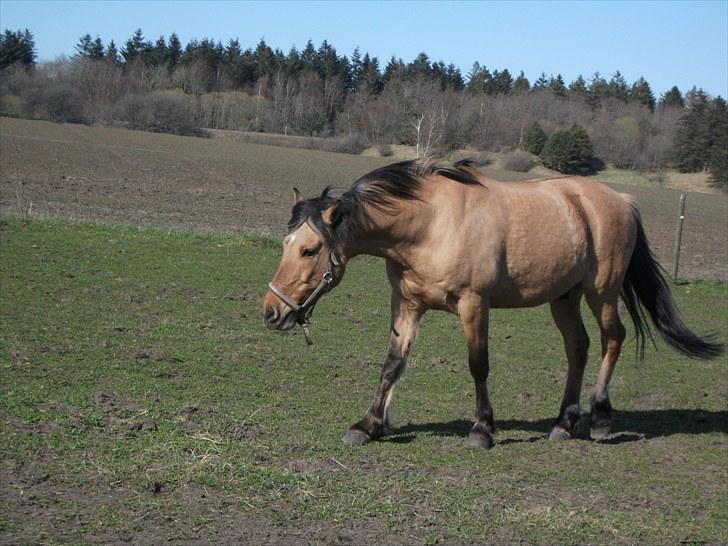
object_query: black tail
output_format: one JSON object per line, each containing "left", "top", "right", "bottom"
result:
{"left": 621, "top": 204, "right": 724, "bottom": 360}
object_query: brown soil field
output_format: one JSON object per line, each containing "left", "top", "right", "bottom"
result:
{"left": 1, "top": 117, "right": 726, "bottom": 280}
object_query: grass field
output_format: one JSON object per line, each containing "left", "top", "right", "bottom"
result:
{"left": 1, "top": 118, "right": 727, "bottom": 544}
{"left": 1, "top": 216, "right": 726, "bottom": 544}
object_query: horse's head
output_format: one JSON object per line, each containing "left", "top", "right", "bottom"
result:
{"left": 261, "top": 187, "right": 346, "bottom": 335}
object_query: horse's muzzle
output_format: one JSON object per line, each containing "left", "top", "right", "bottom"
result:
{"left": 262, "top": 305, "right": 297, "bottom": 331}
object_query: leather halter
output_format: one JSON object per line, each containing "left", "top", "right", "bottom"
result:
{"left": 267, "top": 242, "right": 341, "bottom": 346}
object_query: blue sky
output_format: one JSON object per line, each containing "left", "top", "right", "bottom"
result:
{"left": 1, "top": 0, "right": 726, "bottom": 97}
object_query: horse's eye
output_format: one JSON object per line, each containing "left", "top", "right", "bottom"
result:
{"left": 302, "top": 248, "right": 319, "bottom": 258}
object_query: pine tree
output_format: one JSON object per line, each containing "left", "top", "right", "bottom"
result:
{"left": 410, "top": 52, "right": 431, "bottom": 77}
{"left": 660, "top": 86, "right": 684, "bottom": 109}
{"left": 587, "top": 72, "right": 608, "bottom": 107}
{"left": 533, "top": 71, "right": 549, "bottom": 89}
{"left": 0, "top": 28, "right": 36, "bottom": 69}
{"left": 466, "top": 62, "right": 490, "bottom": 94}
{"left": 445, "top": 63, "right": 464, "bottom": 90}
{"left": 672, "top": 89, "right": 711, "bottom": 172}
{"left": 122, "top": 28, "right": 150, "bottom": 64}
{"left": 549, "top": 74, "right": 567, "bottom": 97}
{"left": 522, "top": 121, "right": 547, "bottom": 155}
{"left": 75, "top": 34, "right": 94, "bottom": 58}
{"left": 150, "top": 36, "right": 167, "bottom": 66}
{"left": 382, "top": 56, "right": 405, "bottom": 85}
{"left": 608, "top": 71, "right": 629, "bottom": 102}
{"left": 106, "top": 40, "right": 119, "bottom": 64}
{"left": 512, "top": 71, "right": 530, "bottom": 93}
{"left": 350, "top": 46, "right": 362, "bottom": 89}
{"left": 568, "top": 75, "right": 588, "bottom": 101}
{"left": 167, "top": 33, "right": 182, "bottom": 67}
{"left": 358, "top": 53, "right": 382, "bottom": 93}
{"left": 630, "top": 76, "right": 655, "bottom": 111}
{"left": 542, "top": 125, "right": 597, "bottom": 174}
{"left": 491, "top": 68, "right": 513, "bottom": 95}
{"left": 707, "top": 97, "right": 728, "bottom": 190}
{"left": 301, "top": 39, "right": 316, "bottom": 70}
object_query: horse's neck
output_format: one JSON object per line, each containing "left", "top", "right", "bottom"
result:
{"left": 344, "top": 201, "right": 424, "bottom": 261}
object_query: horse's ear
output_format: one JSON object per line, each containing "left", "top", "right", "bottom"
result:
{"left": 293, "top": 187, "right": 303, "bottom": 204}
{"left": 321, "top": 199, "right": 342, "bottom": 226}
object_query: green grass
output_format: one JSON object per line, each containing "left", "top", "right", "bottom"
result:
{"left": 1, "top": 215, "right": 726, "bottom": 544}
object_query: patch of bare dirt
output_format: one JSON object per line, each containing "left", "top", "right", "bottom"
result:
{"left": 1, "top": 454, "right": 417, "bottom": 546}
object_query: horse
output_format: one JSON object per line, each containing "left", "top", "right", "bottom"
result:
{"left": 260, "top": 158, "right": 723, "bottom": 448}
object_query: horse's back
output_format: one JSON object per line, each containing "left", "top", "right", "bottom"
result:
{"left": 478, "top": 176, "right": 637, "bottom": 306}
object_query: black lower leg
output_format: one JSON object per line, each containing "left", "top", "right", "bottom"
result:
{"left": 345, "top": 348, "right": 405, "bottom": 444}
{"left": 590, "top": 393, "right": 613, "bottom": 433}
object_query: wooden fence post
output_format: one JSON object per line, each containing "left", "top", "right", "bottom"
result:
{"left": 672, "top": 193, "right": 686, "bottom": 280}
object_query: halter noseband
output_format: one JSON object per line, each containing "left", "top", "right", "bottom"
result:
{"left": 267, "top": 250, "right": 341, "bottom": 346}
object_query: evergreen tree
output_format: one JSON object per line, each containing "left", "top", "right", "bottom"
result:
{"left": 350, "top": 46, "right": 362, "bottom": 89}
{"left": 549, "top": 74, "right": 567, "bottom": 97}
{"left": 542, "top": 125, "right": 598, "bottom": 174}
{"left": 608, "top": 71, "right": 629, "bottom": 102}
{"left": 0, "top": 28, "right": 36, "bottom": 69}
{"left": 672, "top": 89, "right": 711, "bottom": 172}
{"left": 283, "top": 45, "right": 301, "bottom": 76}
{"left": 122, "top": 28, "right": 150, "bottom": 64}
{"left": 533, "top": 71, "right": 549, "bottom": 89}
{"left": 75, "top": 34, "right": 95, "bottom": 58}
{"left": 512, "top": 70, "right": 530, "bottom": 93}
{"left": 301, "top": 39, "right": 317, "bottom": 70}
{"left": 491, "top": 68, "right": 513, "bottom": 95}
{"left": 150, "top": 35, "right": 167, "bottom": 66}
{"left": 358, "top": 53, "right": 382, "bottom": 93}
{"left": 630, "top": 76, "right": 655, "bottom": 111}
{"left": 522, "top": 121, "right": 547, "bottom": 155}
{"left": 660, "top": 86, "right": 684, "bottom": 109}
{"left": 382, "top": 55, "right": 405, "bottom": 85}
{"left": 587, "top": 72, "right": 608, "bottom": 107}
{"left": 445, "top": 63, "right": 464, "bottom": 90}
{"left": 707, "top": 97, "right": 728, "bottom": 190}
{"left": 167, "top": 33, "right": 182, "bottom": 67}
{"left": 409, "top": 52, "right": 431, "bottom": 77}
{"left": 106, "top": 40, "right": 119, "bottom": 64}
{"left": 568, "top": 75, "right": 588, "bottom": 100}
{"left": 466, "top": 61, "right": 490, "bottom": 94}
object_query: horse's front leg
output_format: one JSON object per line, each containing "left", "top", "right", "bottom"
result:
{"left": 460, "top": 295, "right": 495, "bottom": 449}
{"left": 343, "top": 292, "right": 422, "bottom": 446}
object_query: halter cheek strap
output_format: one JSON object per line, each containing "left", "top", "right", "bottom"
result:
{"left": 267, "top": 251, "right": 340, "bottom": 345}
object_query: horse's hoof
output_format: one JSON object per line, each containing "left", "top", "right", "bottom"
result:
{"left": 465, "top": 431, "right": 494, "bottom": 449}
{"left": 548, "top": 426, "right": 571, "bottom": 440}
{"left": 590, "top": 421, "right": 611, "bottom": 441}
{"left": 343, "top": 428, "right": 371, "bottom": 446}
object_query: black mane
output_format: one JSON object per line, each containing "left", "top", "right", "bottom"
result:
{"left": 288, "top": 158, "right": 482, "bottom": 251}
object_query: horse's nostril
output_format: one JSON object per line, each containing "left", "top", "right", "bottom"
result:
{"left": 264, "top": 306, "right": 280, "bottom": 325}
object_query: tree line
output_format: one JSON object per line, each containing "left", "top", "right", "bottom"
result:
{"left": 0, "top": 28, "right": 725, "bottom": 188}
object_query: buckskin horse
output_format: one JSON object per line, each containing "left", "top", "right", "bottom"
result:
{"left": 261, "top": 158, "right": 722, "bottom": 448}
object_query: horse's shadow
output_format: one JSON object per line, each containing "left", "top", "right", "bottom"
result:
{"left": 383, "top": 409, "right": 728, "bottom": 445}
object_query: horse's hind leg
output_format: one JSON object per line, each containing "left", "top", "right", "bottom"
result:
{"left": 585, "top": 292, "right": 626, "bottom": 440}
{"left": 548, "top": 287, "right": 589, "bottom": 440}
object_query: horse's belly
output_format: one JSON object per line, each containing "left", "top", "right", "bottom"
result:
{"left": 488, "top": 250, "right": 587, "bottom": 308}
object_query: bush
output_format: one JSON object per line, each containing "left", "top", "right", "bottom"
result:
{"left": 501, "top": 150, "right": 535, "bottom": 172}
{"left": 541, "top": 125, "right": 601, "bottom": 175}
{"left": 522, "top": 121, "right": 547, "bottom": 155}
{"left": 36, "top": 86, "right": 85, "bottom": 123}
{"left": 321, "top": 133, "right": 368, "bottom": 155}
{"left": 114, "top": 92, "right": 198, "bottom": 136}
{"left": 377, "top": 143, "right": 394, "bottom": 157}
